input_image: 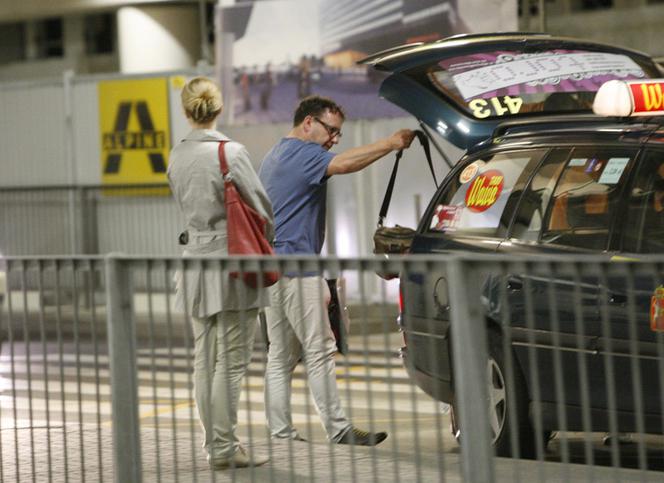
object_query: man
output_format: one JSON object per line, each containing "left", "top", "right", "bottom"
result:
{"left": 258, "top": 95, "right": 415, "bottom": 445}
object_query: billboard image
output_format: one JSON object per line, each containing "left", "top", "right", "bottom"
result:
{"left": 218, "top": 0, "right": 471, "bottom": 125}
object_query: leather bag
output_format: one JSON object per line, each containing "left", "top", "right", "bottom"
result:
{"left": 327, "top": 278, "right": 351, "bottom": 355}
{"left": 373, "top": 130, "right": 438, "bottom": 278}
{"left": 373, "top": 224, "right": 416, "bottom": 255}
{"left": 219, "top": 141, "right": 280, "bottom": 288}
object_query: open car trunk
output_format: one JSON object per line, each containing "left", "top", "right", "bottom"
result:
{"left": 359, "top": 33, "right": 662, "bottom": 150}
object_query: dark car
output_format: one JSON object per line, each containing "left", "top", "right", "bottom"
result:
{"left": 360, "top": 33, "right": 664, "bottom": 457}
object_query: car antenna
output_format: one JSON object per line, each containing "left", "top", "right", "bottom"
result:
{"left": 418, "top": 121, "right": 454, "bottom": 169}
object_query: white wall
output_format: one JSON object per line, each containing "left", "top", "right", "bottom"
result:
{"left": 0, "top": 79, "right": 69, "bottom": 186}
{"left": 0, "top": 69, "right": 463, "bottom": 299}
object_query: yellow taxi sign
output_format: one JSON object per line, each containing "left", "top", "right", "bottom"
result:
{"left": 98, "top": 78, "right": 170, "bottom": 186}
{"left": 594, "top": 79, "right": 664, "bottom": 117}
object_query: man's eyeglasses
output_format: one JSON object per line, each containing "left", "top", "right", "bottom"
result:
{"left": 313, "top": 117, "right": 342, "bottom": 139}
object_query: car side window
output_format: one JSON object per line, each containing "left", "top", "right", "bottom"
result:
{"left": 622, "top": 150, "right": 664, "bottom": 253}
{"left": 540, "top": 148, "right": 636, "bottom": 250}
{"left": 427, "top": 149, "right": 546, "bottom": 238}
{"left": 509, "top": 149, "right": 571, "bottom": 241}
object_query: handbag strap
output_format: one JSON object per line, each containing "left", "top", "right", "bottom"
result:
{"left": 377, "top": 130, "right": 438, "bottom": 227}
{"left": 218, "top": 140, "right": 229, "bottom": 177}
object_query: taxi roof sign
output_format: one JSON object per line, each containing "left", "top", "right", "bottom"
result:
{"left": 593, "top": 79, "right": 664, "bottom": 117}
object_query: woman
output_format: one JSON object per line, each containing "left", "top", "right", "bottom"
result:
{"left": 167, "top": 76, "right": 273, "bottom": 470}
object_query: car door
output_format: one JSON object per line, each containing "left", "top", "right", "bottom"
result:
{"left": 400, "top": 148, "right": 548, "bottom": 398}
{"left": 609, "top": 148, "right": 664, "bottom": 423}
{"left": 499, "top": 145, "right": 639, "bottom": 419}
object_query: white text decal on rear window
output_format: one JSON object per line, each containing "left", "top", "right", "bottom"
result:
{"left": 453, "top": 52, "right": 643, "bottom": 100}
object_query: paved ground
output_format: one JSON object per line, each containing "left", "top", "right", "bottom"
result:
{"left": 2, "top": 321, "right": 664, "bottom": 482}
{"left": 2, "top": 425, "right": 661, "bottom": 483}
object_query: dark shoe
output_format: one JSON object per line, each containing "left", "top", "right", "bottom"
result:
{"left": 337, "top": 427, "right": 388, "bottom": 446}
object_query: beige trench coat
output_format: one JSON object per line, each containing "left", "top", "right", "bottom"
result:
{"left": 167, "top": 129, "right": 274, "bottom": 318}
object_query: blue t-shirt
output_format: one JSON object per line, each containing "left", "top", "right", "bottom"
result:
{"left": 259, "top": 138, "right": 335, "bottom": 255}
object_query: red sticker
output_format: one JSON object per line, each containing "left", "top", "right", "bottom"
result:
{"left": 650, "top": 286, "right": 664, "bottom": 332}
{"left": 464, "top": 170, "right": 504, "bottom": 212}
{"left": 630, "top": 81, "right": 664, "bottom": 115}
{"left": 431, "top": 205, "right": 461, "bottom": 231}
{"left": 459, "top": 162, "right": 479, "bottom": 184}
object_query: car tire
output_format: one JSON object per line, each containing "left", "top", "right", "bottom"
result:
{"left": 450, "top": 331, "right": 537, "bottom": 458}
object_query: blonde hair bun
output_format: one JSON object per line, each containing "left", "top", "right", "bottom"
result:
{"left": 181, "top": 76, "right": 223, "bottom": 124}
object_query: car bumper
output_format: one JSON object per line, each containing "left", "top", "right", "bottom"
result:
{"left": 400, "top": 345, "right": 454, "bottom": 403}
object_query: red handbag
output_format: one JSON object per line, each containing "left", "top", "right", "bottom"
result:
{"left": 218, "top": 141, "right": 279, "bottom": 288}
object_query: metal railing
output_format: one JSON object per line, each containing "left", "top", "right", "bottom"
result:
{"left": 0, "top": 184, "right": 181, "bottom": 256}
{"left": 1, "top": 253, "right": 663, "bottom": 482}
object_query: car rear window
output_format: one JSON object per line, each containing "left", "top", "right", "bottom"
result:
{"left": 427, "top": 149, "right": 546, "bottom": 237}
{"left": 425, "top": 48, "right": 660, "bottom": 120}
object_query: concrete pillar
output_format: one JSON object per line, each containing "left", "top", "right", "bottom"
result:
{"left": 25, "top": 21, "right": 38, "bottom": 60}
{"left": 554, "top": 0, "right": 573, "bottom": 15}
{"left": 63, "top": 16, "right": 85, "bottom": 70}
{"left": 117, "top": 5, "right": 199, "bottom": 73}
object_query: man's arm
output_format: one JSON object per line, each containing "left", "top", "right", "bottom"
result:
{"left": 326, "top": 129, "right": 415, "bottom": 176}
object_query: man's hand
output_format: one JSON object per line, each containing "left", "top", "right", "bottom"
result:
{"left": 327, "top": 129, "right": 417, "bottom": 176}
{"left": 388, "top": 129, "right": 416, "bottom": 151}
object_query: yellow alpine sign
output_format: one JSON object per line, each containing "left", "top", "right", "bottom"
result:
{"left": 99, "top": 78, "right": 170, "bottom": 185}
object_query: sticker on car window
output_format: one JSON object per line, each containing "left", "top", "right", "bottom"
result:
{"left": 650, "top": 285, "right": 664, "bottom": 332}
{"left": 459, "top": 161, "right": 482, "bottom": 184}
{"left": 598, "top": 157, "right": 630, "bottom": 184}
{"left": 452, "top": 52, "right": 643, "bottom": 100}
{"left": 569, "top": 158, "right": 587, "bottom": 167}
{"left": 429, "top": 49, "right": 654, "bottom": 120}
{"left": 468, "top": 95, "right": 524, "bottom": 118}
{"left": 465, "top": 170, "right": 504, "bottom": 212}
{"left": 430, "top": 155, "right": 533, "bottom": 233}
{"left": 430, "top": 205, "right": 462, "bottom": 231}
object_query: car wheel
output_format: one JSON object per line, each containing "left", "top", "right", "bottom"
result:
{"left": 450, "top": 331, "right": 537, "bottom": 458}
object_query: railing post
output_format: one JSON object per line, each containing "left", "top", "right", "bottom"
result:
{"left": 448, "top": 258, "right": 494, "bottom": 483}
{"left": 63, "top": 69, "right": 78, "bottom": 255}
{"left": 105, "top": 256, "right": 142, "bottom": 483}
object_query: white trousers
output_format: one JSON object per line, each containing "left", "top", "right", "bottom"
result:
{"left": 264, "top": 276, "right": 352, "bottom": 442}
{"left": 191, "top": 309, "right": 258, "bottom": 459}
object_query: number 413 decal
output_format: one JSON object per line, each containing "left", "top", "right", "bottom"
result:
{"left": 469, "top": 96, "right": 523, "bottom": 119}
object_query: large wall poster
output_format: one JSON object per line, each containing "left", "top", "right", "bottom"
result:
{"left": 217, "top": 0, "right": 475, "bottom": 125}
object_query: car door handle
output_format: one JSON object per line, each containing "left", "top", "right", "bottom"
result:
{"left": 507, "top": 278, "right": 523, "bottom": 291}
{"left": 608, "top": 293, "right": 627, "bottom": 305}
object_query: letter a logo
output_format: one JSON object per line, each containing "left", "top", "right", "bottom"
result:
{"left": 99, "top": 78, "right": 171, "bottom": 187}
{"left": 103, "top": 101, "right": 167, "bottom": 174}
